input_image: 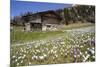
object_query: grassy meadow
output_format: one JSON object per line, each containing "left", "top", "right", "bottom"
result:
{"left": 10, "top": 23, "right": 95, "bottom": 67}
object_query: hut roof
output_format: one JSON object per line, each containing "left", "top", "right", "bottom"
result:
{"left": 35, "top": 10, "right": 62, "bottom": 20}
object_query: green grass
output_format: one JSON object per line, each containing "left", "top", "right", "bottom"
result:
{"left": 11, "top": 31, "right": 65, "bottom": 44}
{"left": 60, "top": 22, "right": 94, "bottom": 30}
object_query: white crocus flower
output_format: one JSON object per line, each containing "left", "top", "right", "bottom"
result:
{"left": 77, "top": 54, "right": 80, "bottom": 57}
{"left": 80, "top": 45, "right": 83, "bottom": 48}
{"left": 23, "top": 54, "right": 26, "bottom": 57}
{"left": 43, "top": 54, "right": 47, "bottom": 57}
{"left": 92, "top": 47, "right": 94, "bottom": 50}
{"left": 17, "top": 63, "right": 19, "bottom": 66}
{"left": 29, "top": 62, "right": 31, "bottom": 65}
{"left": 55, "top": 54, "right": 58, "bottom": 58}
{"left": 18, "top": 56, "right": 21, "bottom": 60}
{"left": 85, "top": 51, "right": 88, "bottom": 54}
{"left": 12, "top": 55, "right": 16, "bottom": 58}
{"left": 15, "top": 59, "right": 18, "bottom": 62}
{"left": 39, "top": 56, "right": 44, "bottom": 60}
{"left": 83, "top": 54, "right": 90, "bottom": 62}
{"left": 90, "top": 49, "right": 95, "bottom": 54}
{"left": 80, "top": 52, "right": 82, "bottom": 55}
{"left": 61, "top": 42, "right": 65, "bottom": 44}
{"left": 21, "top": 60, "right": 23, "bottom": 63}
{"left": 93, "top": 56, "right": 95, "bottom": 58}
{"left": 74, "top": 55, "right": 77, "bottom": 58}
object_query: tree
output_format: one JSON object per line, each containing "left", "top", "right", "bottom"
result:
{"left": 64, "top": 8, "right": 70, "bottom": 25}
